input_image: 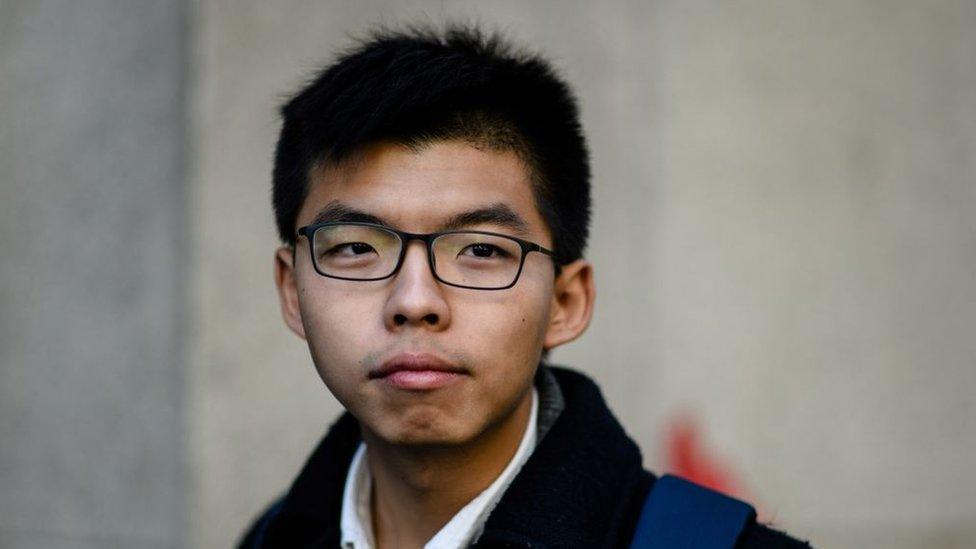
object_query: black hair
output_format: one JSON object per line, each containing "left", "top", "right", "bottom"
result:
{"left": 273, "top": 24, "right": 591, "bottom": 265}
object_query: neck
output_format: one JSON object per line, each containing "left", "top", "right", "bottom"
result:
{"left": 361, "top": 388, "right": 534, "bottom": 549}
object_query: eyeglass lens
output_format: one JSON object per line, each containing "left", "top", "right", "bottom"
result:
{"left": 311, "top": 224, "right": 524, "bottom": 288}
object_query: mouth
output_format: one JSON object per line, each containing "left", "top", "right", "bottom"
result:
{"left": 369, "top": 353, "right": 468, "bottom": 390}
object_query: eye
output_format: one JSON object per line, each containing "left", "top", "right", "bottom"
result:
{"left": 459, "top": 243, "right": 509, "bottom": 259}
{"left": 325, "top": 242, "right": 376, "bottom": 256}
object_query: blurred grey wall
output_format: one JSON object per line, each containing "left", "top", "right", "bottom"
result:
{"left": 0, "top": 0, "right": 188, "bottom": 547}
{"left": 3, "top": 1, "right": 975, "bottom": 548}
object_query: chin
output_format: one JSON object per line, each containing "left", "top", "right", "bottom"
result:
{"left": 370, "top": 411, "right": 476, "bottom": 447}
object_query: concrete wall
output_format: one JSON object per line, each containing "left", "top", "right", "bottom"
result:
{"left": 3, "top": 1, "right": 974, "bottom": 548}
{"left": 0, "top": 1, "right": 188, "bottom": 547}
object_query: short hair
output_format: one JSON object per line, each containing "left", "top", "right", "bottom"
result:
{"left": 272, "top": 24, "right": 591, "bottom": 265}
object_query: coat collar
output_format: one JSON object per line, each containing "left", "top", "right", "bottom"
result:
{"left": 260, "top": 365, "right": 653, "bottom": 548}
{"left": 474, "top": 366, "right": 652, "bottom": 548}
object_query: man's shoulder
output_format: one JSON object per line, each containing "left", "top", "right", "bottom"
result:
{"left": 237, "top": 412, "right": 360, "bottom": 548}
{"left": 237, "top": 496, "right": 285, "bottom": 549}
{"left": 548, "top": 366, "right": 811, "bottom": 548}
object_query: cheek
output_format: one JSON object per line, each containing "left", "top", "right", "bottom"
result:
{"left": 297, "top": 282, "right": 379, "bottom": 381}
{"left": 458, "top": 281, "right": 552, "bottom": 364}
{"left": 461, "top": 285, "right": 550, "bottom": 426}
{"left": 509, "top": 274, "right": 554, "bottom": 340}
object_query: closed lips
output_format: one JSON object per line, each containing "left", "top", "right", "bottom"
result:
{"left": 369, "top": 354, "right": 468, "bottom": 379}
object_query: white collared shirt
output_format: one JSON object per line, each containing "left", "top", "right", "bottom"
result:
{"left": 340, "top": 388, "right": 539, "bottom": 549}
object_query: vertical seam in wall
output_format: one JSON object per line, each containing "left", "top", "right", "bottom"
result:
{"left": 175, "top": 0, "right": 193, "bottom": 546}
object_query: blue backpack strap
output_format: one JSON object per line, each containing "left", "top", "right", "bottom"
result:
{"left": 628, "top": 474, "right": 756, "bottom": 549}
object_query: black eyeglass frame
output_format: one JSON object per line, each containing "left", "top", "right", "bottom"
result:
{"left": 296, "top": 221, "right": 556, "bottom": 290}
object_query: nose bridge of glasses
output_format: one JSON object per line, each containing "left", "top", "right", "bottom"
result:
{"left": 395, "top": 233, "right": 438, "bottom": 277}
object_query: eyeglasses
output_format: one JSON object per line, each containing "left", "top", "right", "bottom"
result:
{"left": 296, "top": 222, "right": 555, "bottom": 290}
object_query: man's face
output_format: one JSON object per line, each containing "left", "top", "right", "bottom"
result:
{"left": 283, "top": 140, "right": 556, "bottom": 446}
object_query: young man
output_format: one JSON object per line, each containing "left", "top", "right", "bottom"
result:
{"left": 240, "top": 26, "right": 809, "bottom": 548}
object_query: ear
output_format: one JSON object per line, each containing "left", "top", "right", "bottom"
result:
{"left": 274, "top": 245, "right": 307, "bottom": 340}
{"left": 543, "top": 259, "right": 595, "bottom": 350}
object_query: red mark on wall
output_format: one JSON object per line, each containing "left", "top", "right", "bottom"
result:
{"left": 664, "top": 414, "right": 748, "bottom": 500}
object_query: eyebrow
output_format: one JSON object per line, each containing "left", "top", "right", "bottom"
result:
{"left": 308, "top": 200, "right": 531, "bottom": 236}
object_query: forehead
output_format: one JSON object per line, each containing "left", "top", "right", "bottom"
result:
{"left": 298, "top": 140, "right": 550, "bottom": 240}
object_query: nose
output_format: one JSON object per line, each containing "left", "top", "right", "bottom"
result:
{"left": 383, "top": 240, "right": 451, "bottom": 331}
